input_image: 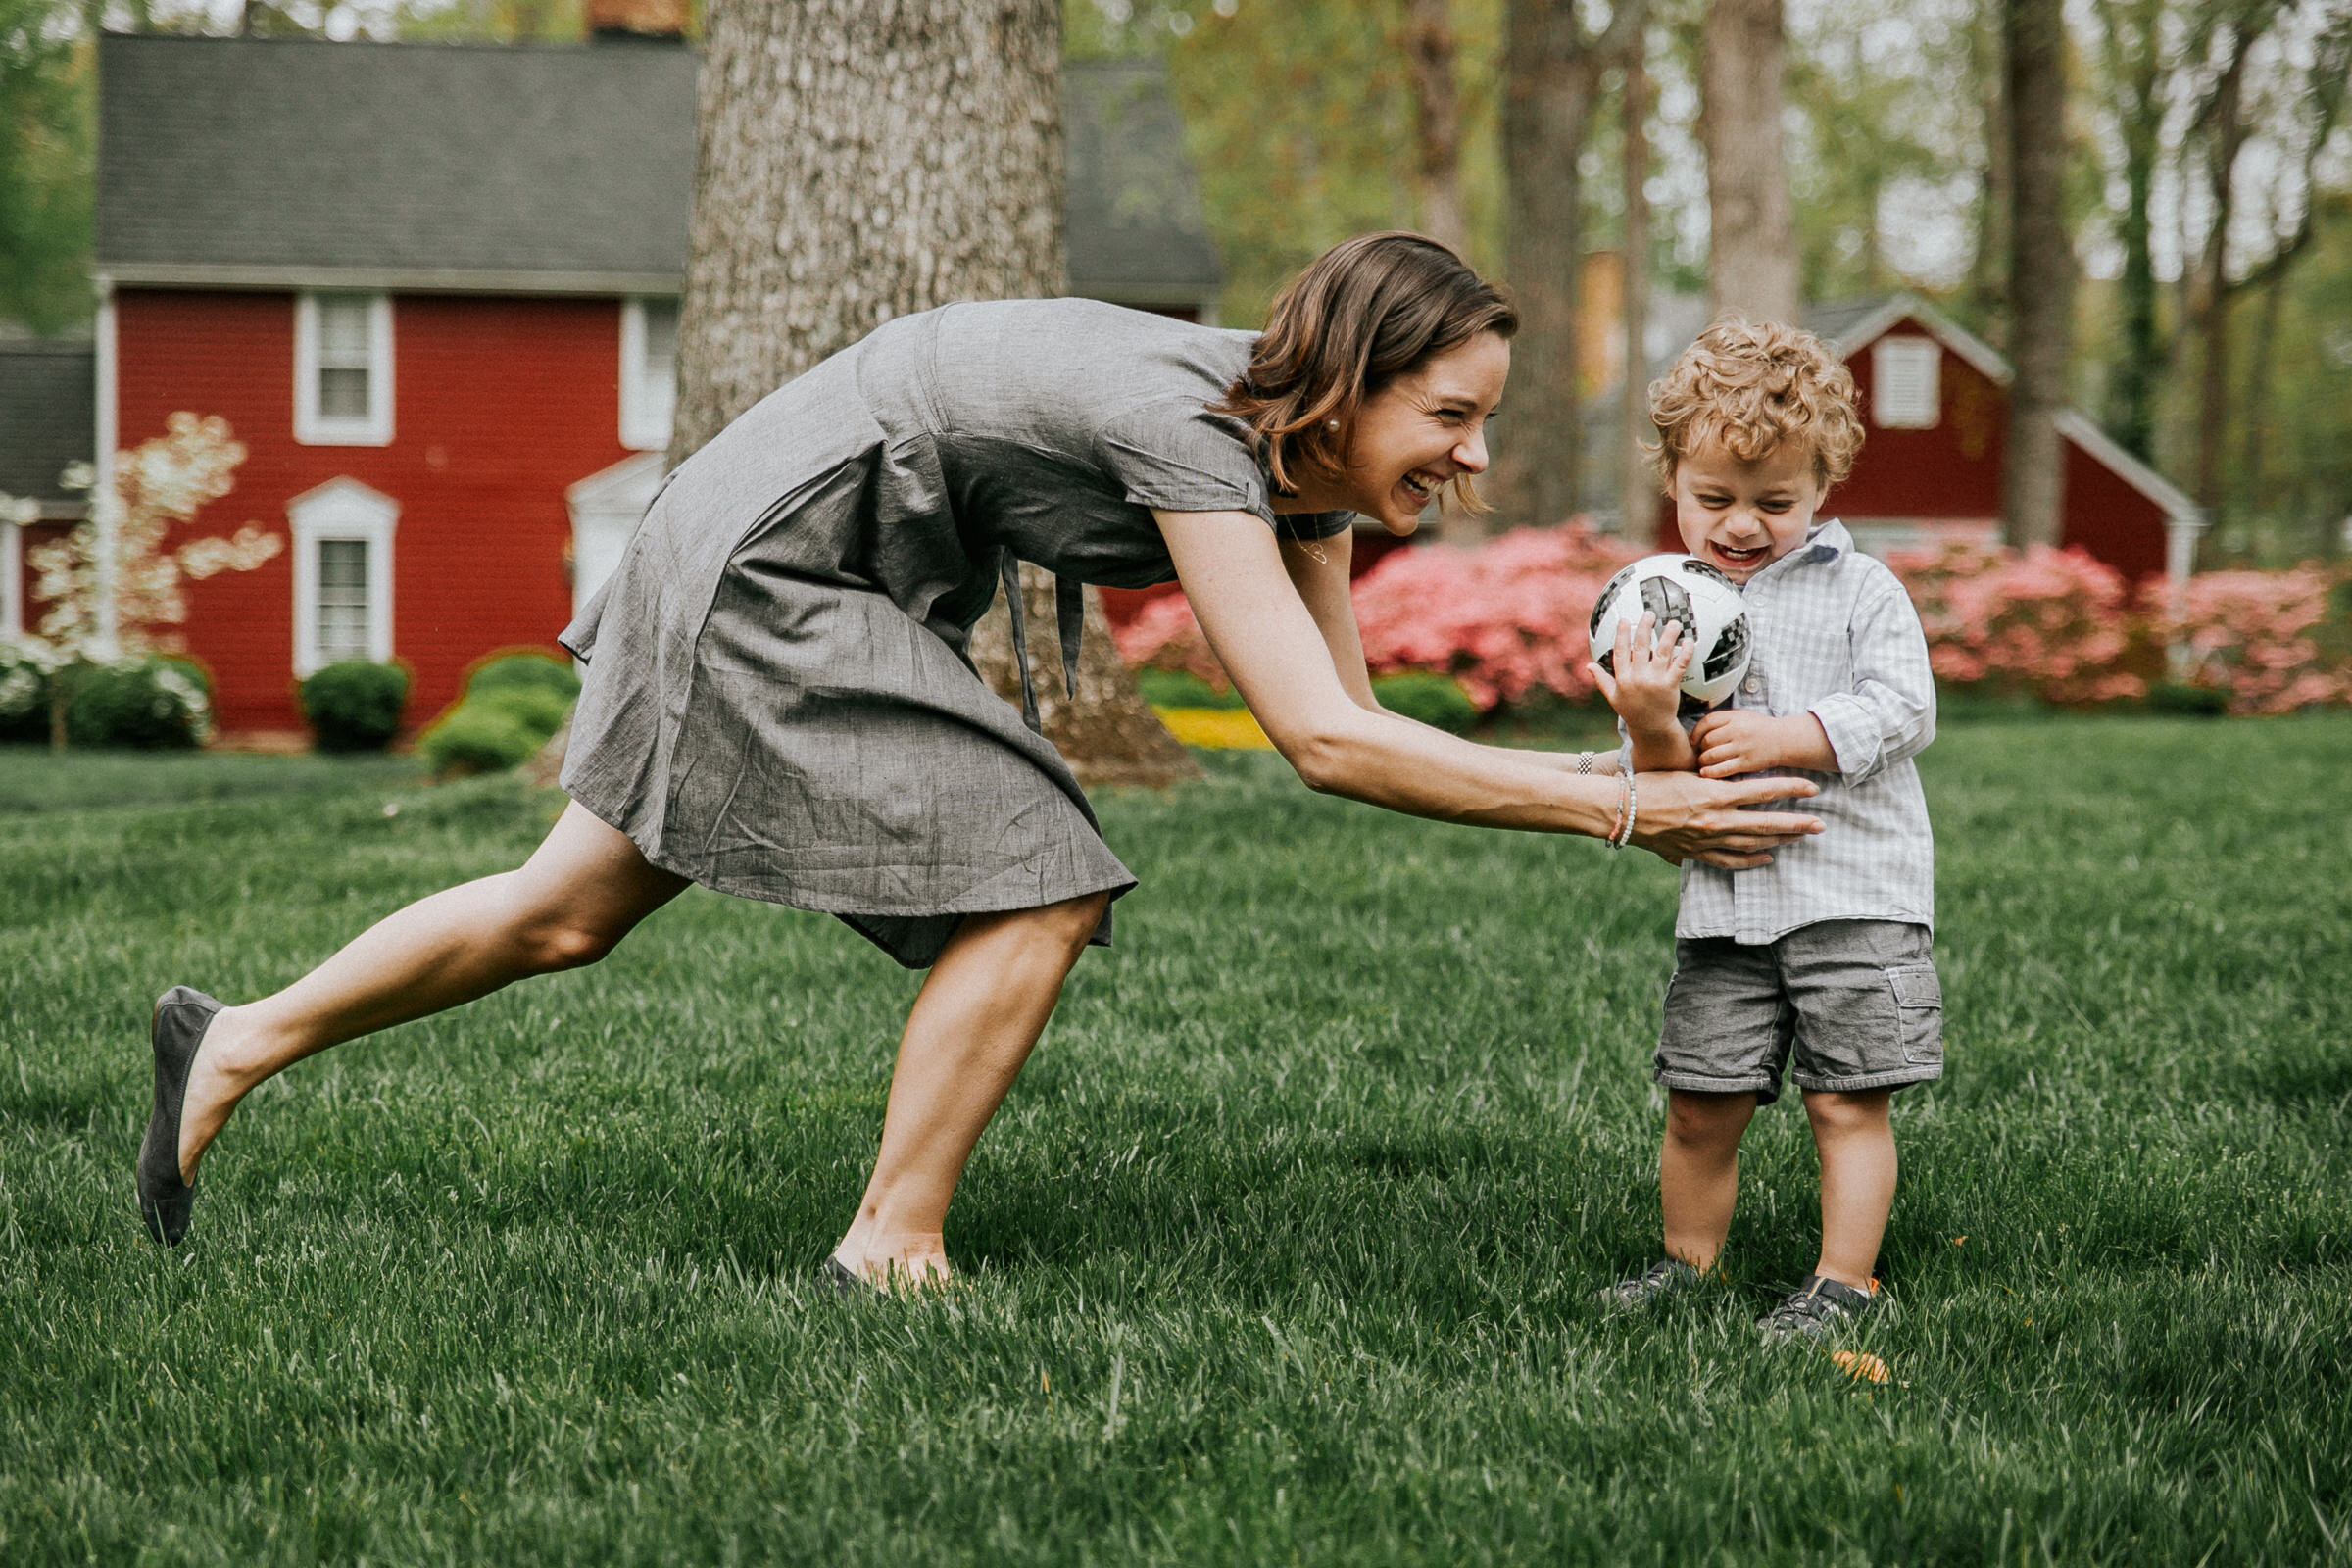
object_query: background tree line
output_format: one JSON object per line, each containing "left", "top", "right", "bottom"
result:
{"left": 5, "top": 0, "right": 2350, "bottom": 564}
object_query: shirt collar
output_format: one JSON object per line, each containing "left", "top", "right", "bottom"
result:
{"left": 1752, "top": 516, "right": 1849, "bottom": 582}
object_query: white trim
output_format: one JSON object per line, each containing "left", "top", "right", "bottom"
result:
{"left": 99, "top": 262, "right": 684, "bottom": 296}
{"left": 564, "top": 451, "right": 665, "bottom": 622}
{"left": 288, "top": 477, "right": 398, "bottom": 675}
{"left": 92, "top": 280, "right": 121, "bottom": 659}
{"left": 1824, "top": 292, "right": 2012, "bottom": 387}
{"left": 294, "top": 292, "right": 395, "bottom": 446}
{"left": 618, "top": 298, "right": 677, "bottom": 453}
{"left": 2050, "top": 409, "right": 2202, "bottom": 528}
{"left": 1, "top": 517, "right": 20, "bottom": 640}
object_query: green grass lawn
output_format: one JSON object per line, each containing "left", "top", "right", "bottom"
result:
{"left": 0, "top": 721, "right": 2346, "bottom": 1566}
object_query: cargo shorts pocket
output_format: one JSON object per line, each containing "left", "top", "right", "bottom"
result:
{"left": 1887, "top": 964, "right": 1943, "bottom": 1067}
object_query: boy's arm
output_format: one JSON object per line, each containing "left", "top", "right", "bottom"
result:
{"left": 1804, "top": 570, "right": 1937, "bottom": 785}
{"left": 1690, "top": 570, "right": 1936, "bottom": 783}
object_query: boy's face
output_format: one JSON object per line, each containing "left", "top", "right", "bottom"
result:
{"left": 1670, "top": 438, "right": 1824, "bottom": 585}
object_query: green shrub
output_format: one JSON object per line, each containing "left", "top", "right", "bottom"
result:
{"left": 2145, "top": 682, "right": 2229, "bottom": 717}
{"left": 1373, "top": 671, "right": 1480, "bottom": 734}
{"left": 416, "top": 702, "right": 542, "bottom": 776}
{"left": 465, "top": 651, "right": 580, "bottom": 704}
{"left": 0, "top": 645, "right": 51, "bottom": 744}
{"left": 472, "top": 684, "right": 572, "bottom": 739}
{"left": 1138, "top": 667, "right": 1245, "bottom": 710}
{"left": 63, "top": 658, "right": 212, "bottom": 750}
{"left": 301, "top": 660, "right": 411, "bottom": 753}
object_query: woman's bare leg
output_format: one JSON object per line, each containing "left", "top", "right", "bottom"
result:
{"left": 832, "top": 890, "right": 1111, "bottom": 1288}
{"left": 173, "top": 802, "right": 689, "bottom": 1181}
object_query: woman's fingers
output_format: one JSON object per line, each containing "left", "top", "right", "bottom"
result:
{"left": 1692, "top": 850, "right": 1773, "bottom": 870}
{"left": 1713, "top": 774, "right": 1821, "bottom": 806}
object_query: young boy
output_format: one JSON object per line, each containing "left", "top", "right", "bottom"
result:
{"left": 1590, "top": 319, "right": 1942, "bottom": 1341}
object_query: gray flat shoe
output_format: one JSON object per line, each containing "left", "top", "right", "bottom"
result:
{"left": 824, "top": 1255, "right": 884, "bottom": 1298}
{"left": 137, "top": 986, "right": 222, "bottom": 1246}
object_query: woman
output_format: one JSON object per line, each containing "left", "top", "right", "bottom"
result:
{"left": 138, "top": 233, "right": 1821, "bottom": 1288}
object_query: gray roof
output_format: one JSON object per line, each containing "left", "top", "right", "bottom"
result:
{"left": 0, "top": 340, "right": 95, "bottom": 508}
{"left": 95, "top": 34, "right": 1219, "bottom": 302}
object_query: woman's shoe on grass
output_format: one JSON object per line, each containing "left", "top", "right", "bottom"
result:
{"left": 1757, "top": 1274, "right": 1877, "bottom": 1342}
{"left": 1596, "top": 1257, "right": 1706, "bottom": 1311}
{"left": 136, "top": 986, "right": 223, "bottom": 1247}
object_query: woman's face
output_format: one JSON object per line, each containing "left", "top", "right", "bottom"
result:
{"left": 1339, "top": 330, "right": 1510, "bottom": 535}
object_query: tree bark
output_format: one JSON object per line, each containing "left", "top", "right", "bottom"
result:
{"left": 1495, "top": 0, "right": 1645, "bottom": 528}
{"left": 665, "top": 0, "right": 1190, "bottom": 787}
{"left": 671, "top": 0, "right": 1066, "bottom": 461}
{"left": 1699, "top": 0, "right": 1798, "bottom": 323}
{"left": 2000, "top": 0, "right": 2071, "bottom": 551}
{"left": 2191, "top": 34, "right": 2253, "bottom": 521}
{"left": 1403, "top": 0, "right": 1470, "bottom": 259}
{"left": 1619, "top": 47, "right": 1654, "bottom": 542}
{"left": 2097, "top": 0, "right": 2164, "bottom": 462}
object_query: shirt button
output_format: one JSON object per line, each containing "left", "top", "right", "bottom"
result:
{"left": 1743, "top": 677, "right": 1762, "bottom": 695}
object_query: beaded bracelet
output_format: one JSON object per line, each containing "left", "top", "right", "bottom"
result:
{"left": 1606, "top": 770, "right": 1638, "bottom": 850}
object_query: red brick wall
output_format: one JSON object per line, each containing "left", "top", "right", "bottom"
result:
{"left": 114, "top": 289, "right": 635, "bottom": 733}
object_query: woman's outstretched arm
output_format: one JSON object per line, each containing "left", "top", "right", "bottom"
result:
{"left": 1161, "top": 509, "right": 1822, "bottom": 868}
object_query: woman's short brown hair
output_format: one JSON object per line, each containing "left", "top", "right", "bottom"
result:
{"left": 1211, "top": 231, "right": 1517, "bottom": 508}
{"left": 1646, "top": 318, "right": 1865, "bottom": 492}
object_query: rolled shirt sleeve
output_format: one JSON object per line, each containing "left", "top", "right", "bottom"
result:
{"left": 1807, "top": 568, "right": 1936, "bottom": 787}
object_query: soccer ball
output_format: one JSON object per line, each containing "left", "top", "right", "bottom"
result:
{"left": 1588, "top": 554, "right": 1751, "bottom": 714}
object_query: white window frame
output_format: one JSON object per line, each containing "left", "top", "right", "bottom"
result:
{"left": 288, "top": 477, "right": 398, "bottom": 675}
{"left": 1871, "top": 335, "right": 1942, "bottom": 430}
{"left": 619, "top": 296, "right": 678, "bottom": 452}
{"left": 294, "top": 292, "right": 395, "bottom": 446}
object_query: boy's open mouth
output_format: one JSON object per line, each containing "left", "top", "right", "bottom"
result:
{"left": 1707, "top": 541, "right": 1769, "bottom": 569}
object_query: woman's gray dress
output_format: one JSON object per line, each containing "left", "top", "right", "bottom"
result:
{"left": 559, "top": 299, "right": 1350, "bottom": 968}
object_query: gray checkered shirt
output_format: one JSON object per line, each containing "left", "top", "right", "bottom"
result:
{"left": 1620, "top": 517, "right": 1936, "bottom": 944}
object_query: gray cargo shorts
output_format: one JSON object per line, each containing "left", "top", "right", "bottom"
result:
{"left": 1656, "top": 919, "right": 1943, "bottom": 1105}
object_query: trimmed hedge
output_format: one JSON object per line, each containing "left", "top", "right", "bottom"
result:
{"left": 300, "top": 661, "right": 411, "bottom": 753}
{"left": 0, "top": 645, "right": 50, "bottom": 744}
{"left": 416, "top": 649, "right": 577, "bottom": 777}
{"left": 63, "top": 658, "right": 212, "bottom": 750}
{"left": 1373, "top": 671, "right": 1480, "bottom": 734}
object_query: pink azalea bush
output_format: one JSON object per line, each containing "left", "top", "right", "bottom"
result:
{"left": 1881, "top": 540, "right": 2146, "bottom": 705}
{"left": 2150, "top": 564, "right": 2352, "bottom": 715}
{"left": 1113, "top": 523, "right": 2352, "bottom": 718}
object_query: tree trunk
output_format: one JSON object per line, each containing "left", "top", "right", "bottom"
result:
{"left": 1619, "top": 47, "right": 1654, "bottom": 542}
{"left": 1403, "top": 0, "right": 1470, "bottom": 259}
{"left": 967, "top": 564, "right": 1197, "bottom": 788}
{"left": 1964, "top": 0, "right": 2010, "bottom": 342}
{"left": 2000, "top": 0, "right": 2071, "bottom": 551}
{"left": 1699, "top": 0, "right": 1798, "bottom": 323}
{"left": 1495, "top": 0, "right": 1643, "bottom": 528}
{"left": 667, "top": 0, "right": 1189, "bottom": 786}
{"left": 2191, "top": 39, "right": 2251, "bottom": 522}
{"left": 671, "top": 0, "right": 1066, "bottom": 459}
{"left": 2098, "top": 0, "right": 2164, "bottom": 462}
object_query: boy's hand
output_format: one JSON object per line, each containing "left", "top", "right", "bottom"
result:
{"left": 1690, "top": 710, "right": 1839, "bottom": 778}
{"left": 1588, "top": 611, "right": 1691, "bottom": 741}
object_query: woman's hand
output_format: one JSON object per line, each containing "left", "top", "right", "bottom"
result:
{"left": 1628, "top": 770, "right": 1824, "bottom": 869}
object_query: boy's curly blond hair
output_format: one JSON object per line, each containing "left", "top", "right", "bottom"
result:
{"left": 1645, "top": 318, "right": 1865, "bottom": 492}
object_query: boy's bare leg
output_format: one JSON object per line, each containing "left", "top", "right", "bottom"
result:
{"left": 1659, "top": 1089, "right": 1757, "bottom": 1270}
{"left": 1803, "top": 1087, "right": 1896, "bottom": 1289}
{"left": 831, "top": 891, "right": 1111, "bottom": 1290}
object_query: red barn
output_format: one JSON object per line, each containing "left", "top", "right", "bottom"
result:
{"left": 1649, "top": 295, "right": 2203, "bottom": 582}
{"left": 2, "top": 27, "right": 1224, "bottom": 738}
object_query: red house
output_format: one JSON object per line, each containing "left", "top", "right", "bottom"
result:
{"left": 1648, "top": 295, "right": 2204, "bottom": 582}
{"left": 3, "top": 24, "right": 1224, "bottom": 737}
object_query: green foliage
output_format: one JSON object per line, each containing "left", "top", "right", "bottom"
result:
{"left": 415, "top": 700, "right": 543, "bottom": 777}
{"left": 1, "top": 721, "right": 2350, "bottom": 1561}
{"left": 470, "top": 682, "right": 573, "bottom": 739}
{"left": 60, "top": 656, "right": 209, "bottom": 749}
{"left": 464, "top": 649, "right": 581, "bottom": 704}
{"left": 0, "top": 643, "right": 50, "bottom": 743}
{"left": 299, "top": 660, "right": 411, "bottom": 754}
{"left": 1137, "top": 666, "right": 1244, "bottom": 709}
{"left": 0, "top": 0, "right": 93, "bottom": 331}
{"left": 1371, "top": 669, "right": 1479, "bottom": 732}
